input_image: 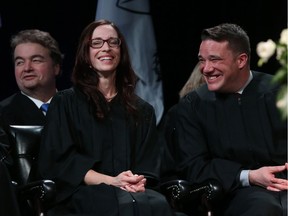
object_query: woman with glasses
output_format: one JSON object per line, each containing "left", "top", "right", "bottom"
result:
{"left": 37, "top": 19, "right": 176, "bottom": 216}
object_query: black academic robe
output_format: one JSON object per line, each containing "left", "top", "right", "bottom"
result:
{"left": 38, "top": 87, "right": 174, "bottom": 216}
{"left": 0, "top": 123, "right": 21, "bottom": 216}
{"left": 0, "top": 92, "right": 46, "bottom": 180}
{"left": 0, "top": 92, "right": 46, "bottom": 126}
{"left": 0, "top": 161, "right": 21, "bottom": 216}
{"left": 0, "top": 92, "right": 47, "bottom": 216}
{"left": 0, "top": 121, "right": 12, "bottom": 165}
{"left": 172, "top": 71, "right": 287, "bottom": 192}
{"left": 0, "top": 92, "right": 46, "bottom": 162}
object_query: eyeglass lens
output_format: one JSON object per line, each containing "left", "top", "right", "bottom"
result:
{"left": 90, "top": 38, "right": 121, "bottom": 48}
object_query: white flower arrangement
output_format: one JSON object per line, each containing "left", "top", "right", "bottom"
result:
{"left": 256, "top": 28, "right": 288, "bottom": 119}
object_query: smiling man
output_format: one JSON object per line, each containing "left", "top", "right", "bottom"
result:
{"left": 0, "top": 30, "right": 63, "bottom": 216}
{"left": 0, "top": 29, "right": 63, "bottom": 124}
{"left": 162, "top": 23, "right": 287, "bottom": 216}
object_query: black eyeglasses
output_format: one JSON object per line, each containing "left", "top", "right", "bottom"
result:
{"left": 89, "top": 38, "right": 121, "bottom": 49}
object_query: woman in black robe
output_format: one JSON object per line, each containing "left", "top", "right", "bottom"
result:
{"left": 37, "top": 19, "right": 175, "bottom": 216}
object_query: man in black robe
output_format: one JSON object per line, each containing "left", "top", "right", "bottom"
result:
{"left": 0, "top": 29, "right": 63, "bottom": 216}
{"left": 164, "top": 23, "right": 287, "bottom": 215}
{"left": 0, "top": 29, "right": 63, "bottom": 125}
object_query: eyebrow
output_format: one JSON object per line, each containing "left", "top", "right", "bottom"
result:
{"left": 14, "top": 54, "right": 45, "bottom": 61}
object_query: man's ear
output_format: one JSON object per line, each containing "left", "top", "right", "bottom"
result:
{"left": 237, "top": 53, "right": 248, "bottom": 69}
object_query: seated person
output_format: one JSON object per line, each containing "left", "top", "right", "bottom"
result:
{"left": 0, "top": 29, "right": 63, "bottom": 216}
{"left": 0, "top": 29, "right": 63, "bottom": 125}
{"left": 37, "top": 19, "right": 176, "bottom": 216}
{"left": 162, "top": 23, "right": 287, "bottom": 216}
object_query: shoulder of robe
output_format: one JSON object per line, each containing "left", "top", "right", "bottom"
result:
{"left": 134, "top": 95, "right": 154, "bottom": 111}
{"left": 181, "top": 84, "right": 214, "bottom": 104}
{"left": 252, "top": 71, "right": 279, "bottom": 93}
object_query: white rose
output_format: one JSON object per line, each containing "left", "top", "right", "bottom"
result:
{"left": 279, "top": 28, "right": 288, "bottom": 46}
{"left": 276, "top": 46, "right": 286, "bottom": 62}
{"left": 256, "top": 39, "right": 277, "bottom": 63}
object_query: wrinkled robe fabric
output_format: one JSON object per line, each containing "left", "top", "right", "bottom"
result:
{"left": 172, "top": 71, "right": 287, "bottom": 189}
{"left": 0, "top": 160, "right": 21, "bottom": 216}
{"left": 0, "top": 92, "right": 46, "bottom": 125}
{"left": 38, "top": 87, "right": 174, "bottom": 216}
{"left": 170, "top": 71, "right": 287, "bottom": 215}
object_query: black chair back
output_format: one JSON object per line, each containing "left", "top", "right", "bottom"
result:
{"left": 9, "top": 125, "right": 43, "bottom": 186}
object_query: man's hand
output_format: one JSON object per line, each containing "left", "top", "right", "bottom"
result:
{"left": 249, "top": 163, "right": 288, "bottom": 191}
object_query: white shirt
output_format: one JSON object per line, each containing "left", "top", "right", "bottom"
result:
{"left": 21, "top": 91, "right": 52, "bottom": 115}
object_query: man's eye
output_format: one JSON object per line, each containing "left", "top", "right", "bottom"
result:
{"left": 210, "top": 58, "right": 219, "bottom": 62}
{"left": 15, "top": 60, "right": 24, "bottom": 66}
{"left": 32, "top": 58, "right": 44, "bottom": 63}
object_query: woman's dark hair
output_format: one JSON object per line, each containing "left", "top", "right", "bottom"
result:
{"left": 71, "top": 19, "right": 138, "bottom": 119}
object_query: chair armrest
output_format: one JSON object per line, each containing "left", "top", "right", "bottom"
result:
{"left": 18, "top": 179, "right": 56, "bottom": 202}
{"left": 200, "top": 179, "right": 223, "bottom": 211}
{"left": 13, "top": 179, "right": 56, "bottom": 216}
{"left": 159, "top": 179, "right": 223, "bottom": 214}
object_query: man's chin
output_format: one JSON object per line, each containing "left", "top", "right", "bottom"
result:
{"left": 207, "top": 84, "right": 219, "bottom": 92}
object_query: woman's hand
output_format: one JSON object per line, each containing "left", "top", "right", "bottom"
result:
{"left": 114, "top": 170, "right": 146, "bottom": 192}
{"left": 84, "top": 169, "right": 147, "bottom": 192}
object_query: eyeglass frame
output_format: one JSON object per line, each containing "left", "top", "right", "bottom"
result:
{"left": 89, "top": 37, "right": 121, "bottom": 49}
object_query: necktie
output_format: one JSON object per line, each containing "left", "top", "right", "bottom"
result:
{"left": 40, "top": 103, "right": 49, "bottom": 113}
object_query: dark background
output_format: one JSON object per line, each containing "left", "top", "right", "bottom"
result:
{"left": 0, "top": 0, "right": 287, "bottom": 118}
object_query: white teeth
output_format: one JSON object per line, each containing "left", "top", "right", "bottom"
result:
{"left": 100, "top": 57, "right": 112, "bottom": 60}
{"left": 208, "top": 76, "right": 218, "bottom": 80}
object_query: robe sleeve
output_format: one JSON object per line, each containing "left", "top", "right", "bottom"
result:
{"left": 175, "top": 92, "right": 242, "bottom": 192}
{"left": 174, "top": 78, "right": 287, "bottom": 193}
{"left": 132, "top": 98, "right": 160, "bottom": 180}
{"left": 0, "top": 124, "right": 12, "bottom": 166}
{"left": 38, "top": 89, "right": 97, "bottom": 203}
